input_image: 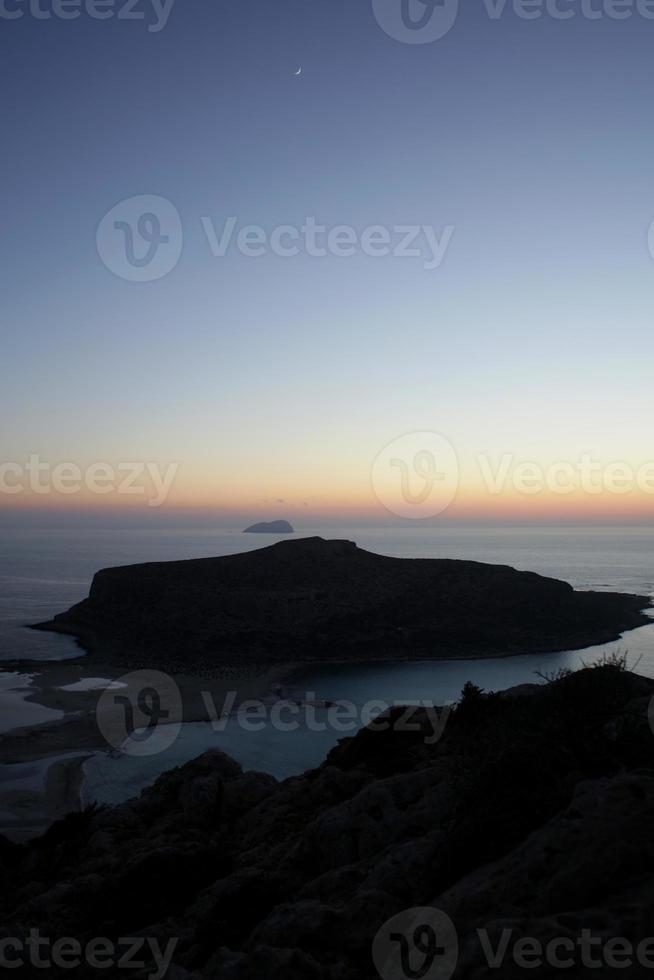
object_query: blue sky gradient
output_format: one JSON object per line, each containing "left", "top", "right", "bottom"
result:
{"left": 2, "top": 0, "right": 654, "bottom": 522}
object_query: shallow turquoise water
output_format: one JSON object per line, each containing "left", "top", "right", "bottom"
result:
{"left": 1, "top": 524, "right": 652, "bottom": 806}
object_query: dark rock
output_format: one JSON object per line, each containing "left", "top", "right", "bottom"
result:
{"left": 32, "top": 538, "right": 650, "bottom": 670}
{"left": 2, "top": 665, "right": 654, "bottom": 979}
{"left": 244, "top": 521, "right": 295, "bottom": 534}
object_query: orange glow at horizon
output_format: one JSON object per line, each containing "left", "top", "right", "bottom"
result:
{"left": 2, "top": 476, "right": 654, "bottom": 523}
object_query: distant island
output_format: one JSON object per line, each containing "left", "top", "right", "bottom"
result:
{"left": 33, "top": 537, "right": 650, "bottom": 672}
{"left": 243, "top": 520, "right": 294, "bottom": 534}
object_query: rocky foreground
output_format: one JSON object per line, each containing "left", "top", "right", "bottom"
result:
{"left": 1, "top": 662, "right": 653, "bottom": 978}
{"left": 33, "top": 538, "right": 649, "bottom": 671}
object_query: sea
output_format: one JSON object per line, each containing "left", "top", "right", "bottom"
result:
{"left": 1, "top": 525, "right": 653, "bottom": 810}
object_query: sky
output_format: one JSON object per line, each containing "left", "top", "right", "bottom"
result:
{"left": 2, "top": 0, "right": 654, "bottom": 526}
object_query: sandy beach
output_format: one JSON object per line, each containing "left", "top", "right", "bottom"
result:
{"left": 0, "top": 657, "right": 289, "bottom": 841}
{"left": 0, "top": 753, "right": 91, "bottom": 842}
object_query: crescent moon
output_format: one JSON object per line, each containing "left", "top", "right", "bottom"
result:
{"left": 294, "top": 67, "right": 303, "bottom": 76}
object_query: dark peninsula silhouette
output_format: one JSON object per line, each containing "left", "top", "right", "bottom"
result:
{"left": 34, "top": 538, "right": 649, "bottom": 672}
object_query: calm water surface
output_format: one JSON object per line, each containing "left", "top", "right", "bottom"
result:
{"left": 1, "top": 525, "right": 652, "bottom": 804}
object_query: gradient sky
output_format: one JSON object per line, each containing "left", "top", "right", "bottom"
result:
{"left": 2, "top": 0, "right": 654, "bottom": 524}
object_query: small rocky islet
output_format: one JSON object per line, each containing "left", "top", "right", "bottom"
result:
{"left": 243, "top": 520, "right": 294, "bottom": 534}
